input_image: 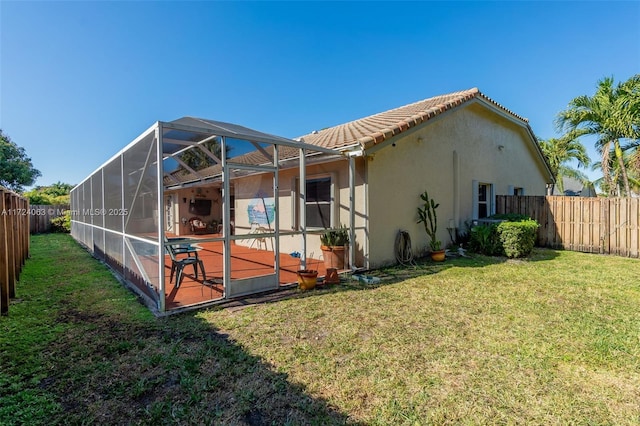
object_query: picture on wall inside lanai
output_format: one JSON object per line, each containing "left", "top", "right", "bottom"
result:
{"left": 247, "top": 191, "right": 275, "bottom": 226}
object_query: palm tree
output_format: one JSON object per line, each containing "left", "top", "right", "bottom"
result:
{"left": 615, "top": 75, "right": 640, "bottom": 188}
{"left": 591, "top": 148, "right": 640, "bottom": 196}
{"left": 617, "top": 74, "right": 640, "bottom": 143}
{"left": 556, "top": 75, "right": 640, "bottom": 197}
{"left": 538, "top": 133, "right": 591, "bottom": 194}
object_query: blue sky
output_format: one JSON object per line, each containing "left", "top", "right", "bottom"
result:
{"left": 1, "top": 1, "right": 639, "bottom": 188}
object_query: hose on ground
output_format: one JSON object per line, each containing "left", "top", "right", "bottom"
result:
{"left": 395, "top": 230, "right": 416, "bottom": 266}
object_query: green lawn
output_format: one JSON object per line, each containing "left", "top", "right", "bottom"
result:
{"left": 1, "top": 234, "right": 639, "bottom": 425}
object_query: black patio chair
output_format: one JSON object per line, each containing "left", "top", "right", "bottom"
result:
{"left": 165, "top": 238, "right": 206, "bottom": 288}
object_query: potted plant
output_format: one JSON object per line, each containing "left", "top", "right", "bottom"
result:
{"left": 417, "top": 190, "right": 446, "bottom": 261}
{"left": 320, "top": 225, "right": 349, "bottom": 270}
{"left": 291, "top": 251, "right": 319, "bottom": 290}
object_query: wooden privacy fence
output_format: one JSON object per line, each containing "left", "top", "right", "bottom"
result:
{"left": 30, "top": 204, "right": 69, "bottom": 234}
{"left": 496, "top": 195, "right": 640, "bottom": 258}
{"left": 1, "top": 186, "right": 30, "bottom": 315}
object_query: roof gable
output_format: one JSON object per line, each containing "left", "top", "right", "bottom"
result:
{"left": 298, "top": 88, "right": 530, "bottom": 151}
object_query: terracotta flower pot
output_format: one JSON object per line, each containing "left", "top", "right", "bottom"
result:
{"left": 320, "top": 245, "right": 347, "bottom": 270}
{"left": 430, "top": 249, "right": 446, "bottom": 262}
{"left": 323, "top": 267, "right": 340, "bottom": 285}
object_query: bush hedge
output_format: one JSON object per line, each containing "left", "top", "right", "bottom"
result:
{"left": 497, "top": 220, "right": 539, "bottom": 258}
{"left": 469, "top": 216, "right": 539, "bottom": 258}
{"left": 469, "top": 223, "right": 502, "bottom": 256}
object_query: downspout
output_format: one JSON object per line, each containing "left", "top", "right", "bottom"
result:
{"left": 346, "top": 148, "right": 364, "bottom": 270}
{"left": 453, "top": 150, "right": 460, "bottom": 233}
{"left": 349, "top": 155, "right": 356, "bottom": 270}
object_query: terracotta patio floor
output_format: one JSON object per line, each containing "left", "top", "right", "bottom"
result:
{"left": 164, "top": 234, "right": 327, "bottom": 310}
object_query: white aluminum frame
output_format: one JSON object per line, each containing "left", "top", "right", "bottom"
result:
{"left": 71, "top": 119, "right": 343, "bottom": 315}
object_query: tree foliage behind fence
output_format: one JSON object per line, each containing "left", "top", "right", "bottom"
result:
{"left": 1, "top": 186, "right": 30, "bottom": 315}
{"left": 496, "top": 195, "right": 640, "bottom": 258}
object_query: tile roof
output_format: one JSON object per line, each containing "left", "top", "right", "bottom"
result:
{"left": 163, "top": 88, "right": 541, "bottom": 187}
{"left": 298, "top": 88, "right": 529, "bottom": 151}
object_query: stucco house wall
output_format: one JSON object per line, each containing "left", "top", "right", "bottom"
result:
{"left": 158, "top": 88, "right": 552, "bottom": 272}
{"left": 366, "top": 103, "right": 549, "bottom": 268}
{"left": 232, "top": 158, "right": 368, "bottom": 267}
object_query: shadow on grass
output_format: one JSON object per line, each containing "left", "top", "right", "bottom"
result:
{"left": 7, "top": 236, "right": 564, "bottom": 424}
{"left": 35, "top": 307, "right": 358, "bottom": 425}
{"left": 1, "top": 234, "right": 358, "bottom": 426}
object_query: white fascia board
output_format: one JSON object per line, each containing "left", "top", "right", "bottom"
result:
{"left": 338, "top": 143, "right": 365, "bottom": 157}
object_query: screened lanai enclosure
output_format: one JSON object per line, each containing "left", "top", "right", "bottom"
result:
{"left": 70, "top": 118, "right": 354, "bottom": 314}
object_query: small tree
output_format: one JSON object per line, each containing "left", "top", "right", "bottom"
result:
{"left": 0, "top": 129, "right": 41, "bottom": 192}
{"left": 24, "top": 181, "right": 74, "bottom": 205}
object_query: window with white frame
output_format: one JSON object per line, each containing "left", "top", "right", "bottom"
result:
{"left": 294, "top": 175, "right": 334, "bottom": 229}
{"left": 472, "top": 180, "right": 494, "bottom": 219}
{"left": 478, "top": 183, "right": 489, "bottom": 218}
{"left": 508, "top": 185, "right": 525, "bottom": 196}
{"left": 306, "top": 177, "right": 332, "bottom": 228}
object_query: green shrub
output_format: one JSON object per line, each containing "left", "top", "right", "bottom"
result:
{"left": 468, "top": 217, "right": 539, "bottom": 258}
{"left": 497, "top": 220, "right": 539, "bottom": 258}
{"left": 469, "top": 224, "right": 502, "bottom": 256}
{"left": 50, "top": 211, "right": 71, "bottom": 233}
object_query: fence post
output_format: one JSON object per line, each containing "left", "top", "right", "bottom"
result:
{"left": 20, "top": 197, "right": 28, "bottom": 263}
{"left": 5, "top": 193, "right": 16, "bottom": 299}
{"left": 0, "top": 187, "right": 30, "bottom": 315}
{"left": 0, "top": 188, "right": 8, "bottom": 315}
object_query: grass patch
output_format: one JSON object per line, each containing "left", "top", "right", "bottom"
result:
{"left": 2, "top": 234, "right": 640, "bottom": 424}
{"left": 1, "top": 235, "right": 346, "bottom": 425}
